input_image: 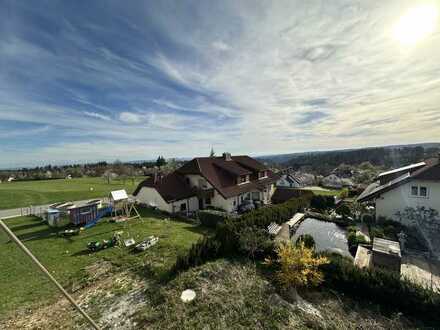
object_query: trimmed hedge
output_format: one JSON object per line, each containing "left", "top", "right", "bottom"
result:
{"left": 321, "top": 254, "right": 440, "bottom": 325}
{"left": 198, "top": 210, "right": 229, "bottom": 228}
{"left": 172, "top": 196, "right": 312, "bottom": 273}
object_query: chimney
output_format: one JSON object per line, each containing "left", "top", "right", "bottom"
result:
{"left": 223, "top": 152, "right": 232, "bottom": 161}
{"left": 153, "top": 172, "right": 158, "bottom": 184}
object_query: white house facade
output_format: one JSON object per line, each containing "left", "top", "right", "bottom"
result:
{"left": 358, "top": 157, "right": 440, "bottom": 258}
{"left": 134, "top": 153, "right": 278, "bottom": 214}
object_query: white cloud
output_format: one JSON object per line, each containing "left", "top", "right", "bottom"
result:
{"left": 1, "top": 0, "right": 440, "bottom": 166}
{"left": 119, "top": 112, "right": 143, "bottom": 124}
{"left": 211, "top": 40, "right": 230, "bottom": 51}
{"left": 83, "top": 111, "right": 111, "bottom": 121}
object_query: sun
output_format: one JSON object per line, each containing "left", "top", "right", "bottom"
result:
{"left": 393, "top": 4, "right": 438, "bottom": 45}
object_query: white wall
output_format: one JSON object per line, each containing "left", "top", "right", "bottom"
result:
{"left": 376, "top": 180, "right": 440, "bottom": 224}
{"left": 136, "top": 187, "right": 199, "bottom": 214}
{"left": 136, "top": 187, "right": 173, "bottom": 213}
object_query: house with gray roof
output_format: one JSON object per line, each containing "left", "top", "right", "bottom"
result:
{"left": 358, "top": 156, "right": 440, "bottom": 258}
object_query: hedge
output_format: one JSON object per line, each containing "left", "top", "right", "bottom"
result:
{"left": 198, "top": 210, "right": 229, "bottom": 228}
{"left": 172, "top": 196, "right": 312, "bottom": 273}
{"left": 321, "top": 254, "right": 440, "bottom": 325}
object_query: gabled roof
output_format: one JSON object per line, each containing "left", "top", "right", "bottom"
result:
{"left": 133, "top": 173, "right": 196, "bottom": 203}
{"left": 357, "top": 157, "right": 440, "bottom": 202}
{"left": 282, "top": 174, "right": 303, "bottom": 185}
{"left": 378, "top": 162, "right": 426, "bottom": 178}
{"left": 135, "top": 155, "right": 279, "bottom": 200}
{"left": 176, "top": 155, "right": 278, "bottom": 198}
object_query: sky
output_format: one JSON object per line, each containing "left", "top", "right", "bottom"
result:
{"left": 0, "top": 0, "right": 439, "bottom": 168}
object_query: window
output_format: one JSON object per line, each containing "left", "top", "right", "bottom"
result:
{"left": 258, "top": 171, "right": 267, "bottom": 179}
{"left": 411, "top": 185, "right": 429, "bottom": 198}
{"left": 205, "top": 197, "right": 211, "bottom": 205}
{"left": 239, "top": 175, "right": 248, "bottom": 184}
{"left": 411, "top": 186, "right": 418, "bottom": 196}
{"left": 180, "top": 203, "right": 187, "bottom": 211}
{"left": 252, "top": 192, "right": 260, "bottom": 200}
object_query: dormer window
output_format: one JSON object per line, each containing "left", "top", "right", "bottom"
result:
{"left": 238, "top": 175, "right": 249, "bottom": 184}
{"left": 258, "top": 171, "right": 267, "bottom": 179}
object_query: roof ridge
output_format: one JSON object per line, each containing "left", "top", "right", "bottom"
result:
{"left": 195, "top": 158, "right": 201, "bottom": 173}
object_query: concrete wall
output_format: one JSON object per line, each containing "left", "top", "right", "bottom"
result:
{"left": 376, "top": 180, "right": 440, "bottom": 224}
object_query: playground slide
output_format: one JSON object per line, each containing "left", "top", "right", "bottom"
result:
{"left": 83, "top": 206, "right": 113, "bottom": 229}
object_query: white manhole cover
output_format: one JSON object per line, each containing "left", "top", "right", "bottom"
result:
{"left": 180, "top": 289, "right": 196, "bottom": 302}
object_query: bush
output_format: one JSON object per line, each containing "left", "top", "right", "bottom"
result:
{"left": 362, "top": 214, "right": 374, "bottom": 225}
{"left": 337, "top": 204, "right": 351, "bottom": 218}
{"left": 172, "top": 195, "right": 313, "bottom": 273}
{"left": 310, "top": 195, "right": 327, "bottom": 210}
{"left": 320, "top": 254, "right": 440, "bottom": 326}
{"left": 295, "top": 234, "right": 315, "bottom": 249}
{"left": 198, "top": 210, "right": 229, "bottom": 228}
{"left": 370, "top": 227, "right": 385, "bottom": 239}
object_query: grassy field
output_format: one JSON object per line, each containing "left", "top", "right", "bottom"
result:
{"left": 0, "top": 177, "right": 145, "bottom": 210}
{"left": 0, "top": 208, "right": 210, "bottom": 318}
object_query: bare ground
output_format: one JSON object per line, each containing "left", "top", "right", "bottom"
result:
{"left": 1, "top": 259, "right": 425, "bottom": 329}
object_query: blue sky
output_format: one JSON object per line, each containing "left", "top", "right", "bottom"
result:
{"left": 0, "top": 0, "right": 439, "bottom": 167}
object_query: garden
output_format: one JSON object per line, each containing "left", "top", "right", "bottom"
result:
{"left": 0, "top": 207, "right": 211, "bottom": 319}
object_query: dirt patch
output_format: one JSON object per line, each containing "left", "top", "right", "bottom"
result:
{"left": 0, "top": 263, "right": 148, "bottom": 330}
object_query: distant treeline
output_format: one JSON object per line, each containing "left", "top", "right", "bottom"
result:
{"left": 0, "top": 156, "right": 180, "bottom": 182}
{"left": 283, "top": 146, "right": 439, "bottom": 173}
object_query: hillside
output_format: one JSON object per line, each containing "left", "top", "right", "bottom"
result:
{"left": 2, "top": 259, "right": 423, "bottom": 329}
{"left": 259, "top": 143, "right": 440, "bottom": 174}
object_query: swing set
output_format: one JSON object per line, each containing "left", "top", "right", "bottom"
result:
{"left": 109, "top": 190, "right": 142, "bottom": 247}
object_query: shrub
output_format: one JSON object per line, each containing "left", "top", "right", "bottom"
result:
{"left": 172, "top": 195, "right": 312, "bottom": 273}
{"left": 310, "top": 195, "right": 327, "bottom": 210}
{"left": 295, "top": 234, "right": 315, "bottom": 249}
{"left": 362, "top": 214, "right": 374, "bottom": 225}
{"left": 171, "top": 237, "right": 221, "bottom": 273}
{"left": 370, "top": 227, "right": 385, "bottom": 239}
{"left": 265, "top": 241, "right": 329, "bottom": 299}
{"left": 238, "top": 226, "right": 273, "bottom": 261}
{"left": 337, "top": 204, "right": 351, "bottom": 218}
{"left": 198, "top": 210, "right": 229, "bottom": 228}
{"left": 320, "top": 254, "right": 440, "bottom": 326}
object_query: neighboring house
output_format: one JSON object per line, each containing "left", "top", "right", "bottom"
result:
{"left": 321, "top": 174, "right": 343, "bottom": 189}
{"left": 341, "top": 178, "right": 355, "bottom": 188}
{"left": 134, "top": 153, "right": 278, "bottom": 214}
{"left": 357, "top": 156, "right": 440, "bottom": 258}
{"left": 277, "top": 173, "right": 304, "bottom": 188}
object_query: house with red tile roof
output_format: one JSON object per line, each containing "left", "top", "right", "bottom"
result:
{"left": 133, "top": 153, "right": 278, "bottom": 214}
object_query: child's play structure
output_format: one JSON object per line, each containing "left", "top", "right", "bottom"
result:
{"left": 109, "top": 189, "right": 141, "bottom": 222}
{"left": 44, "top": 189, "right": 141, "bottom": 229}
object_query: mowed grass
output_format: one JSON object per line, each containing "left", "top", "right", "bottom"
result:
{"left": 0, "top": 208, "right": 210, "bottom": 318}
{"left": 0, "top": 177, "right": 145, "bottom": 210}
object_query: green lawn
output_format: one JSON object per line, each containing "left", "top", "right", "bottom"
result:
{"left": 0, "top": 177, "right": 145, "bottom": 210}
{"left": 0, "top": 208, "right": 210, "bottom": 318}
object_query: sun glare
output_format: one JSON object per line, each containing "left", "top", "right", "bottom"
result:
{"left": 393, "top": 4, "right": 438, "bottom": 45}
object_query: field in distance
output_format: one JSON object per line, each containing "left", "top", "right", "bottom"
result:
{"left": 0, "top": 177, "right": 145, "bottom": 210}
